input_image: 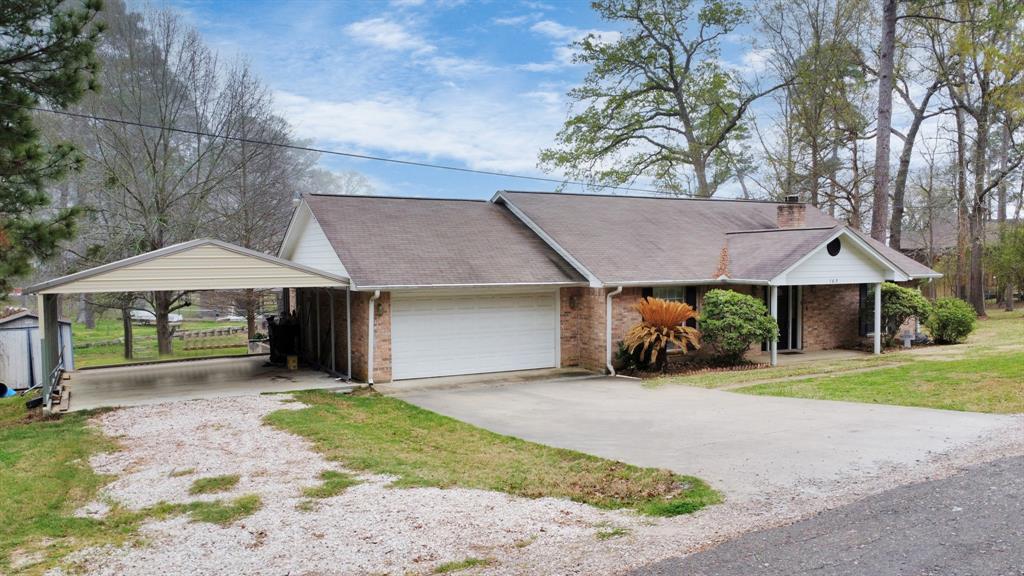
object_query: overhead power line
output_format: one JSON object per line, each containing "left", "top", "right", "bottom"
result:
{"left": 5, "top": 101, "right": 683, "bottom": 196}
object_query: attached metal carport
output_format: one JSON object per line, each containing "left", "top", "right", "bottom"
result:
{"left": 25, "top": 239, "right": 349, "bottom": 409}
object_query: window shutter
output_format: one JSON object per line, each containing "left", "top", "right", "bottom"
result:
{"left": 641, "top": 287, "right": 653, "bottom": 299}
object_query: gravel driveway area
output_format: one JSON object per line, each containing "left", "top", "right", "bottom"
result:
{"left": 55, "top": 392, "right": 1023, "bottom": 576}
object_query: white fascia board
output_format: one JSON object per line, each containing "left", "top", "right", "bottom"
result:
{"left": 768, "top": 228, "right": 909, "bottom": 286}
{"left": 277, "top": 200, "right": 309, "bottom": 259}
{"left": 353, "top": 281, "right": 588, "bottom": 292}
{"left": 608, "top": 278, "right": 772, "bottom": 287}
{"left": 494, "top": 192, "right": 604, "bottom": 288}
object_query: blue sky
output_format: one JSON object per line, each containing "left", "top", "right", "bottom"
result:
{"left": 171, "top": 0, "right": 764, "bottom": 199}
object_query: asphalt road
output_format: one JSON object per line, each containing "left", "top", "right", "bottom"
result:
{"left": 630, "top": 456, "right": 1024, "bottom": 576}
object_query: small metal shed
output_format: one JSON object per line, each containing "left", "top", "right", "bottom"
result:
{"left": 0, "top": 311, "right": 74, "bottom": 390}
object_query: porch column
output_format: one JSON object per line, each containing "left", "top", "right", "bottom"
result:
{"left": 38, "top": 294, "right": 60, "bottom": 406}
{"left": 873, "top": 282, "right": 882, "bottom": 355}
{"left": 769, "top": 285, "right": 778, "bottom": 367}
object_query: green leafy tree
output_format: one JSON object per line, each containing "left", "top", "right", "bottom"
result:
{"left": 986, "top": 224, "right": 1024, "bottom": 311}
{"left": 699, "top": 289, "right": 777, "bottom": 364}
{"left": 879, "top": 282, "right": 931, "bottom": 345}
{"left": 539, "top": 0, "right": 785, "bottom": 197}
{"left": 0, "top": 0, "right": 103, "bottom": 294}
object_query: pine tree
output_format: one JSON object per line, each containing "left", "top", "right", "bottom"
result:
{"left": 0, "top": 0, "right": 103, "bottom": 293}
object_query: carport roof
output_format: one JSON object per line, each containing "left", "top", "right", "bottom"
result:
{"left": 27, "top": 239, "right": 349, "bottom": 294}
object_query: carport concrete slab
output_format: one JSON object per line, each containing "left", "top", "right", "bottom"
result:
{"left": 398, "top": 377, "right": 1018, "bottom": 500}
{"left": 67, "top": 356, "right": 348, "bottom": 411}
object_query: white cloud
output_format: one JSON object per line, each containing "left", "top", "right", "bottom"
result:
{"left": 344, "top": 18, "right": 435, "bottom": 53}
{"left": 274, "top": 89, "right": 565, "bottom": 173}
{"left": 725, "top": 47, "right": 774, "bottom": 76}
{"left": 519, "top": 20, "right": 620, "bottom": 72}
{"left": 427, "top": 56, "right": 496, "bottom": 77}
{"left": 493, "top": 14, "right": 534, "bottom": 26}
{"left": 530, "top": 20, "right": 580, "bottom": 41}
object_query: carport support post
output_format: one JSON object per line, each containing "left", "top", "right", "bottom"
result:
{"left": 38, "top": 294, "right": 60, "bottom": 406}
{"left": 873, "top": 282, "right": 882, "bottom": 355}
{"left": 769, "top": 285, "right": 778, "bottom": 367}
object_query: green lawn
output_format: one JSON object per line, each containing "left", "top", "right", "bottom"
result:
{"left": 740, "top": 352, "right": 1024, "bottom": 413}
{"left": 72, "top": 317, "right": 248, "bottom": 368}
{"left": 654, "top": 308, "right": 1024, "bottom": 414}
{"left": 0, "top": 396, "right": 122, "bottom": 573}
{"left": 267, "top": 391, "right": 722, "bottom": 517}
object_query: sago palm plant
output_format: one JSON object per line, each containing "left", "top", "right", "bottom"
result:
{"left": 623, "top": 297, "right": 701, "bottom": 373}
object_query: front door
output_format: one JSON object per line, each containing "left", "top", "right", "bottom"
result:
{"left": 764, "top": 286, "right": 801, "bottom": 351}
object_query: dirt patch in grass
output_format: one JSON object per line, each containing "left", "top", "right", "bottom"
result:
{"left": 266, "top": 391, "right": 721, "bottom": 516}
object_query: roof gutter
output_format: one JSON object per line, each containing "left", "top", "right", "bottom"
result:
{"left": 606, "top": 286, "right": 623, "bottom": 376}
{"left": 367, "top": 290, "right": 380, "bottom": 385}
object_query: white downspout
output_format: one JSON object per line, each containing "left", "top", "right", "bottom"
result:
{"left": 367, "top": 290, "right": 381, "bottom": 385}
{"left": 346, "top": 289, "right": 352, "bottom": 381}
{"left": 606, "top": 286, "right": 623, "bottom": 375}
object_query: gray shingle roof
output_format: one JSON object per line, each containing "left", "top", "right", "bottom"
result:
{"left": 304, "top": 191, "right": 940, "bottom": 288}
{"left": 499, "top": 191, "right": 940, "bottom": 282}
{"left": 303, "top": 194, "right": 586, "bottom": 288}
{"left": 725, "top": 227, "right": 840, "bottom": 280}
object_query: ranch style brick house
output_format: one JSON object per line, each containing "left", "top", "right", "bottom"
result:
{"left": 277, "top": 191, "right": 941, "bottom": 383}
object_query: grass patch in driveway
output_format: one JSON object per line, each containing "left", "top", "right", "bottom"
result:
{"left": 302, "top": 470, "right": 359, "bottom": 498}
{"left": 433, "top": 557, "right": 494, "bottom": 573}
{"left": 189, "top": 474, "right": 239, "bottom": 495}
{"left": 739, "top": 352, "right": 1024, "bottom": 413}
{"left": 149, "top": 495, "right": 262, "bottom": 526}
{"left": 267, "top": 391, "right": 721, "bottom": 516}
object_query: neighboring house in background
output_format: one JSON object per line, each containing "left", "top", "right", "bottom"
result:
{"left": 278, "top": 191, "right": 941, "bottom": 383}
{"left": 900, "top": 215, "right": 1020, "bottom": 298}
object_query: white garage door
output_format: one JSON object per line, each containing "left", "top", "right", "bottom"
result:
{"left": 391, "top": 291, "right": 559, "bottom": 380}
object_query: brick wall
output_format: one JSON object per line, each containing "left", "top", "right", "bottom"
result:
{"left": 802, "top": 284, "right": 860, "bottom": 350}
{"left": 558, "top": 287, "right": 645, "bottom": 373}
{"left": 559, "top": 287, "right": 582, "bottom": 367}
{"left": 349, "top": 291, "right": 392, "bottom": 382}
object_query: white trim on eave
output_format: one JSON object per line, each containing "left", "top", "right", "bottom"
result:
{"left": 769, "top": 227, "right": 909, "bottom": 285}
{"left": 493, "top": 192, "right": 603, "bottom": 288}
{"left": 278, "top": 199, "right": 355, "bottom": 287}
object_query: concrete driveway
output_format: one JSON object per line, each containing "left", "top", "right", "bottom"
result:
{"left": 397, "top": 376, "right": 1018, "bottom": 500}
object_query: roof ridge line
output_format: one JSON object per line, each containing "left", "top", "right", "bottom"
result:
{"left": 305, "top": 193, "right": 487, "bottom": 202}
{"left": 725, "top": 226, "right": 838, "bottom": 235}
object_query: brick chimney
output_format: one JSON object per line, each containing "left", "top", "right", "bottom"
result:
{"left": 777, "top": 194, "right": 806, "bottom": 228}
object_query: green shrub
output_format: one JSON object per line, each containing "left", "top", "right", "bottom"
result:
{"left": 700, "top": 289, "right": 778, "bottom": 364}
{"left": 615, "top": 340, "right": 651, "bottom": 371}
{"left": 880, "top": 282, "right": 931, "bottom": 345}
{"left": 925, "top": 298, "right": 977, "bottom": 344}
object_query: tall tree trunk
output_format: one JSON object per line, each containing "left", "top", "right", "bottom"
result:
{"left": 809, "top": 139, "right": 820, "bottom": 207}
{"left": 889, "top": 87, "right": 939, "bottom": 251}
{"left": 76, "top": 293, "right": 95, "bottom": 329}
{"left": 871, "top": 0, "right": 897, "bottom": 242}
{"left": 693, "top": 156, "right": 711, "bottom": 198}
{"left": 154, "top": 290, "right": 174, "bottom": 355}
{"left": 968, "top": 108, "right": 989, "bottom": 317}
{"left": 953, "top": 104, "right": 968, "bottom": 299}
{"left": 245, "top": 289, "right": 258, "bottom": 339}
{"left": 121, "top": 305, "right": 133, "bottom": 360}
